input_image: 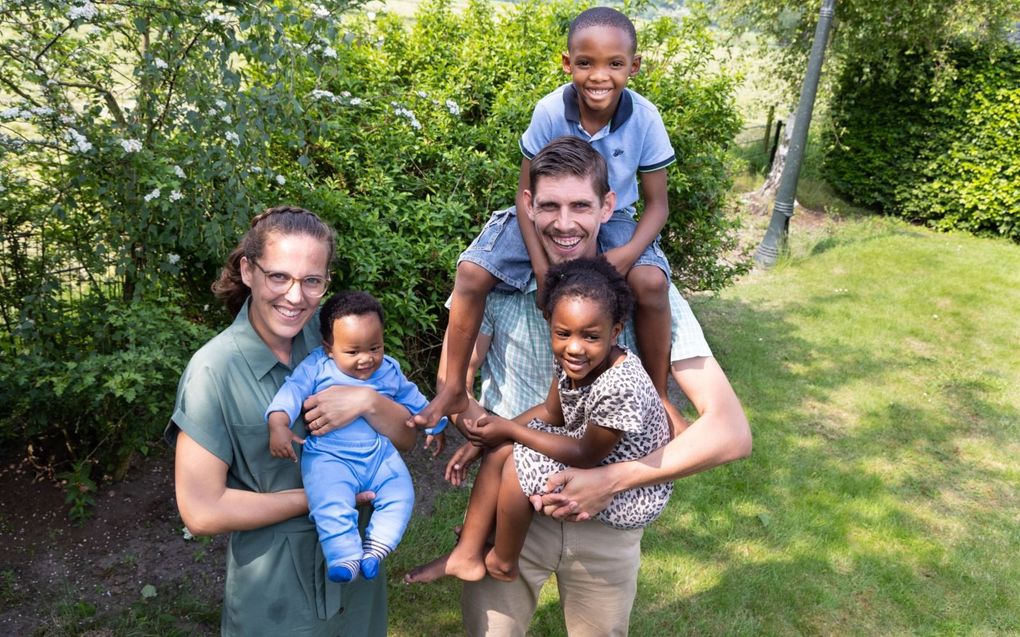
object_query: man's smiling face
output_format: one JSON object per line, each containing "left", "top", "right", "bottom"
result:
{"left": 525, "top": 174, "right": 615, "bottom": 265}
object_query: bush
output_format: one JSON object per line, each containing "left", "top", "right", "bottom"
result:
{"left": 823, "top": 43, "right": 1020, "bottom": 240}
{"left": 0, "top": 0, "right": 743, "bottom": 488}
{"left": 0, "top": 294, "right": 215, "bottom": 480}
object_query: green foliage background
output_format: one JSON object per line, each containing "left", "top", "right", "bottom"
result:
{"left": 823, "top": 44, "right": 1020, "bottom": 240}
{"left": 0, "top": 1, "right": 742, "bottom": 485}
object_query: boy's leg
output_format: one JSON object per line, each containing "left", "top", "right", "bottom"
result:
{"left": 360, "top": 447, "right": 415, "bottom": 579}
{"left": 301, "top": 443, "right": 363, "bottom": 582}
{"left": 413, "top": 261, "right": 496, "bottom": 428}
{"left": 485, "top": 453, "right": 534, "bottom": 581}
{"left": 404, "top": 443, "right": 514, "bottom": 583}
{"left": 628, "top": 264, "right": 685, "bottom": 433}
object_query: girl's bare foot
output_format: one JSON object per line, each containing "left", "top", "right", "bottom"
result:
{"left": 403, "top": 549, "right": 487, "bottom": 584}
{"left": 484, "top": 548, "right": 519, "bottom": 582}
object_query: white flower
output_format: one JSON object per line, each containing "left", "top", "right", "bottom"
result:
{"left": 417, "top": 90, "right": 429, "bottom": 99}
{"left": 310, "top": 89, "right": 336, "bottom": 101}
{"left": 275, "top": 175, "right": 286, "bottom": 185}
{"left": 249, "top": 166, "right": 262, "bottom": 173}
{"left": 312, "top": 4, "right": 330, "bottom": 18}
{"left": 340, "top": 91, "right": 351, "bottom": 98}
{"left": 215, "top": 99, "right": 227, "bottom": 110}
{"left": 143, "top": 188, "right": 161, "bottom": 202}
{"left": 167, "top": 253, "right": 181, "bottom": 265}
{"left": 221, "top": 115, "right": 232, "bottom": 124}
{"left": 68, "top": 2, "right": 98, "bottom": 21}
{"left": 153, "top": 57, "right": 168, "bottom": 69}
{"left": 120, "top": 138, "right": 142, "bottom": 153}
{"left": 392, "top": 105, "right": 421, "bottom": 130}
{"left": 60, "top": 115, "right": 75, "bottom": 125}
{"left": 366, "top": 11, "right": 376, "bottom": 20}
{"left": 322, "top": 47, "right": 337, "bottom": 59}
{"left": 31, "top": 106, "right": 54, "bottom": 117}
{"left": 169, "top": 189, "right": 183, "bottom": 201}
{"left": 349, "top": 97, "right": 363, "bottom": 106}
{"left": 224, "top": 131, "right": 240, "bottom": 145}
{"left": 173, "top": 165, "right": 186, "bottom": 179}
{"left": 0, "top": 107, "right": 23, "bottom": 120}
{"left": 204, "top": 12, "right": 230, "bottom": 25}
{"left": 446, "top": 99, "right": 461, "bottom": 116}
{"left": 66, "top": 129, "right": 93, "bottom": 153}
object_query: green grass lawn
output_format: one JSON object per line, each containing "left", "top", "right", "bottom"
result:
{"left": 386, "top": 217, "right": 1020, "bottom": 636}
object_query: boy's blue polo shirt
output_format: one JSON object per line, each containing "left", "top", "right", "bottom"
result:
{"left": 519, "top": 83, "right": 676, "bottom": 211}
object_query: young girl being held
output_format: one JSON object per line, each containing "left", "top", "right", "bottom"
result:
{"left": 405, "top": 255, "right": 673, "bottom": 584}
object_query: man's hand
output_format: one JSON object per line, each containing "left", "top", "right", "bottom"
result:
{"left": 529, "top": 465, "right": 619, "bottom": 521}
{"left": 445, "top": 442, "right": 482, "bottom": 487}
{"left": 463, "top": 414, "right": 515, "bottom": 448}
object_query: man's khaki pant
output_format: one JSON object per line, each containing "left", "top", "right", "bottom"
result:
{"left": 461, "top": 515, "right": 643, "bottom": 636}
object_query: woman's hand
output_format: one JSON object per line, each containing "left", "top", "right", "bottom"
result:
{"left": 463, "top": 414, "right": 516, "bottom": 448}
{"left": 302, "top": 385, "right": 374, "bottom": 435}
{"left": 445, "top": 442, "right": 482, "bottom": 487}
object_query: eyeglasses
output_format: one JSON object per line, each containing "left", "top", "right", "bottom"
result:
{"left": 250, "top": 260, "right": 330, "bottom": 298}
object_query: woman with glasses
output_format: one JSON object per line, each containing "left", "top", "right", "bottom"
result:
{"left": 167, "top": 206, "right": 415, "bottom": 636}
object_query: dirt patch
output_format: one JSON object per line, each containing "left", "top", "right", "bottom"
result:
{"left": 0, "top": 432, "right": 462, "bottom": 634}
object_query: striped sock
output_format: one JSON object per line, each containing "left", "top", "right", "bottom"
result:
{"left": 327, "top": 559, "right": 360, "bottom": 583}
{"left": 361, "top": 537, "right": 393, "bottom": 580}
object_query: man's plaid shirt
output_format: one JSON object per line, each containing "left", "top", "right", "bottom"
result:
{"left": 477, "top": 279, "right": 713, "bottom": 419}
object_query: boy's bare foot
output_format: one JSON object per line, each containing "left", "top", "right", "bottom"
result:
{"left": 410, "top": 387, "right": 470, "bottom": 429}
{"left": 403, "top": 549, "right": 487, "bottom": 584}
{"left": 484, "top": 548, "right": 519, "bottom": 582}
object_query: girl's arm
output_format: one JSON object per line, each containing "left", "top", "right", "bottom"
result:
{"left": 174, "top": 431, "right": 307, "bottom": 536}
{"left": 513, "top": 419, "right": 622, "bottom": 468}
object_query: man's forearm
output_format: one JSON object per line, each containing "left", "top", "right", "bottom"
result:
{"left": 606, "top": 406, "right": 751, "bottom": 495}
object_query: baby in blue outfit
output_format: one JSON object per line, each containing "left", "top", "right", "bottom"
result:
{"left": 266, "top": 290, "right": 447, "bottom": 583}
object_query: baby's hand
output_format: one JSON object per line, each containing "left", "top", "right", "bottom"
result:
{"left": 424, "top": 431, "right": 447, "bottom": 457}
{"left": 269, "top": 425, "right": 302, "bottom": 462}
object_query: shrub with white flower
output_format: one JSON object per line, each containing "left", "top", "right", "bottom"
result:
{"left": 120, "top": 139, "right": 143, "bottom": 153}
{"left": 224, "top": 131, "right": 240, "bottom": 145}
{"left": 169, "top": 189, "right": 183, "bottom": 201}
{"left": 68, "top": 2, "right": 98, "bottom": 21}
{"left": 446, "top": 99, "right": 461, "bottom": 116}
{"left": 153, "top": 57, "right": 168, "bottom": 70}
{"left": 66, "top": 129, "right": 93, "bottom": 153}
{"left": 143, "top": 188, "right": 161, "bottom": 202}
{"left": 173, "top": 165, "right": 186, "bottom": 179}
{"left": 275, "top": 175, "right": 286, "bottom": 185}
